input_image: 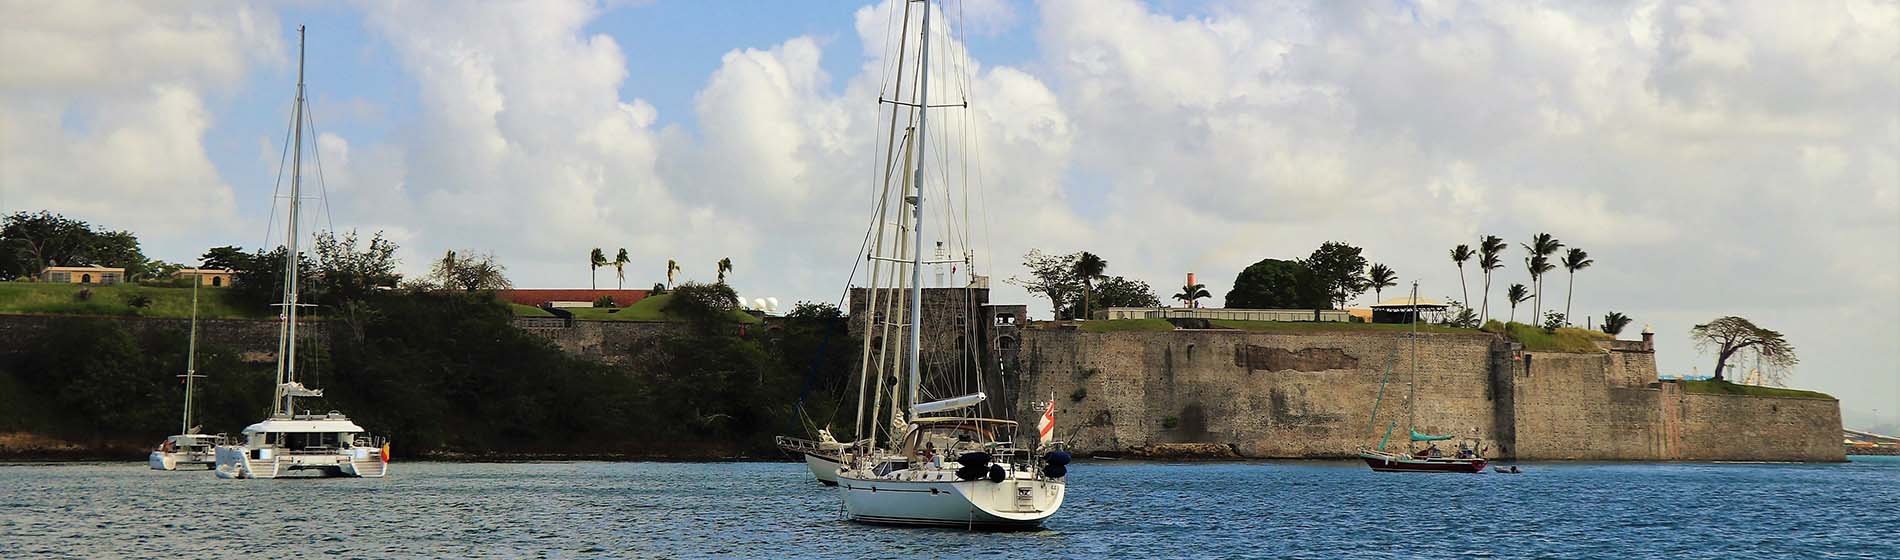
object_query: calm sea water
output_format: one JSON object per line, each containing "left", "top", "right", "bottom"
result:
{"left": 2, "top": 458, "right": 1895, "bottom": 558}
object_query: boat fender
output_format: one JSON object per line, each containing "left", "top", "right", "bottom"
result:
{"left": 956, "top": 452, "right": 991, "bottom": 481}
{"left": 987, "top": 464, "right": 1006, "bottom": 483}
{"left": 1042, "top": 451, "right": 1071, "bottom": 478}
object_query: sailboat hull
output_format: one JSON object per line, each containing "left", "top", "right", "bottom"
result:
{"left": 148, "top": 451, "right": 215, "bottom": 471}
{"left": 804, "top": 453, "right": 842, "bottom": 486}
{"left": 1359, "top": 451, "right": 1486, "bottom": 473}
{"left": 839, "top": 470, "right": 1064, "bottom": 529}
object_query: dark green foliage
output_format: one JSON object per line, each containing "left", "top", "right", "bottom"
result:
{"left": 787, "top": 301, "right": 843, "bottom": 320}
{"left": 1226, "top": 258, "right": 1327, "bottom": 309}
{"left": 229, "top": 246, "right": 315, "bottom": 310}
{"left": 665, "top": 282, "right": 741, "bottom": 326}
{"left": 1089, "top": 276, "right": 1160, "bottom": 309}
{"left": 200, "top": 246, "right": 250, "bottom": 271}
{"left": 1602, "top": 312, "right": 1633, "bottom": 336}
{"left": 0, "top": 320, "right": 271, "bottom": 441}
{"left": 0, "top": 211, "right": 146, "bottom": 280}
{"left": 125, "top": 294, "right": 153, "bottom": 309}
{"left": 1301, "top": 241, "right": 1369, "bottom": 309}
{"left": 594, "top": 296, "right": 617, "bottom": 308}
{"left": 1069, "top": 387, "right": 1087, "bottom": 402}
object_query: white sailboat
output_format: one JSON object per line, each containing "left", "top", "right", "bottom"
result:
{"left": 834, "top": 0, "right": 1066, "bottom": 529}
{"left": 213, "top": 25, "right": 388, "bottom": 480}
{"left": 149, "top": 268, "right": 226, "bottom": 470}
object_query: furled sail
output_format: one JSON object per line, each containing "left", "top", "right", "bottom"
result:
{"left": 279, "top": 382, "right": 324, "bottom": 398}
{"left": 1410, "top": 430, "right": 1453, "bottom": 442}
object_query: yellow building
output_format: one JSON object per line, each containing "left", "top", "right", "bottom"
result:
{"left": 40, "top": 265, "right": 124, "bottom": 285}
{"left": 173, "top": 268, "right": 237, "bottom": 287}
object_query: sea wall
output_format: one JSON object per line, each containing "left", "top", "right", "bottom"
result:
{"left": 1015, "top": 327, "right": 1845, "bottom": 462}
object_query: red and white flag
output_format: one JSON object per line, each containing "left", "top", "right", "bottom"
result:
{"left": 1037, "top": 393, "right": 1057, "bottom": 446}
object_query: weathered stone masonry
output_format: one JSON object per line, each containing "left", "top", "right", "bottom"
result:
{"left": 1014, "top": 328, "right": 1843, "bottom": 462}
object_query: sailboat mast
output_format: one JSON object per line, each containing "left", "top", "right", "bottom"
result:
{"left": 1407, "top": 282, "right": 1418, "bottom": 449}
{"left": 274, "top": 25, "right": 308, "bottom": 417}
{"left": 905, "top": 1, "right": 932, "bottom": 418}
{"left": 182, "top": 267, "right": 201, "bottom": 435}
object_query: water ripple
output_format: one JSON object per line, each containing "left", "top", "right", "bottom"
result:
{"left": 0, "top": 459, "right": 1895, "bottom": 558}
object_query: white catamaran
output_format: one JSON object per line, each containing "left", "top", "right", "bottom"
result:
{"left": 149, "top": 268, "right": 226, "bottom": 471}
{"left": 834, "top": 0, "right": 1067, "bottom": 529}
{"left": 213, "top": 26, "right": 388, "bottom": 480}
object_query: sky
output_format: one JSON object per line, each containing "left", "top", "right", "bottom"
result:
{"left": 2, "top": 0, "right": 1896, "bottom": 428}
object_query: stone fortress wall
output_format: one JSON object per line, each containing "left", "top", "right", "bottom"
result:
{"left": 1011, "top": 326, "right": 1844, "bottom": 462}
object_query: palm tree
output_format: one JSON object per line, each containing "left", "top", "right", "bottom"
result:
{"left": 1174, "top": 282, "right": 1211, "bottom": 308}
{"left": 1071, "top": 252, "right": 1107, "bottom": 319}
{"left": 1506, "top": 283, "right": 1531, "bottom": 324}
{"left": 613, "top": 249, "right": 630, "bottom": 289}
{"left": 1525, "top": 255, "right": 1554, "bottom": 323}
{"left": 1521, "top": 233, "right": 1563, "bottom": 320}
{"left": 1478, "top": 235, "right": 1507, "bottom": 323}
{"left": 717, "top": 257, "right": 733, "bottom": 284}
{"left": 1601, "top": 311, "right": 1633, "bottom": 336}
{"left": 1367, "top": 263, "right": 1397, "bottom": 303}
{"left": 1561, "top": 247, "right": 1593, "bottom": 324}
{"left": 666, "top": 259, "right": 680, "bottom": 289}
{"left": 589, "top": 248, "right": 607, "bottom": 290}
{"left": 1450, "top": 244, "right": 1473, "bottom": 309}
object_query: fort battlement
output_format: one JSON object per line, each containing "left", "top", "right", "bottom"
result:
{"left": 1011, "top": 325, "right": 1843, "bottom": 462}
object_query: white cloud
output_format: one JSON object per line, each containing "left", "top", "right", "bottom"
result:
{"left": 0, "top": 2, "right": 279, "bottom": 242}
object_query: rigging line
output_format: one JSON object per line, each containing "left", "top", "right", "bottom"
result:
{"left": 301, "top": 95, "right": 337, "bottom": 235}
{"left": 261, "top": 95, "right": 298, "bottom": 251}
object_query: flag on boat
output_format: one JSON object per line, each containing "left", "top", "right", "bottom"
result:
{"left": 1037, "top": 393, "right": 1056, "bottom": 446}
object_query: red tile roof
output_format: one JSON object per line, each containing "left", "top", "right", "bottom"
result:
{"left": 496, "top": 289, "right": 650, "bottom": 308}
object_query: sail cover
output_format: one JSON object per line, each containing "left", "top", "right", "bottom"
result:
{"left": 279, "top": 382, "right": 324, "bottom": 397}
{"left": 1410, "top": 430, "right": 1454, "bottom": 442}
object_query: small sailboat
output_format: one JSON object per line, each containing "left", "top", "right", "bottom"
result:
{"left": 1357, "top": 283, "right": 1487, "bottom": 474}
{"left": 149, "top": 270, "right": 225, "bottom": 470}
{"left": 213, "top": 25, "right": 388, "bottom": 480}
{"left": 775, "top": 429, "right": 851, "bottom": 486}
{"left": 833, "top": 0, "right": 1066, "bottom": 528}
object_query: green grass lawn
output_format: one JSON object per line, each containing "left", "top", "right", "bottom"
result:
{"left": 508, "top": 303, "right": 554, "bottom": 317}
{"left": 541, "top": 294, "right": 761, "bottom": 324}
{"left": 0, "top": 281, "right": 265, "bottom": 319}
{"left": 1076, "top": 318, "right": 1176, "bottom": 332}
{"left": 1074, "top": 318, "right": 1481, "bottom": 334}
{"left": 1482, "top": 321, "right": 1611, "bottom": 353}
{"left": 1679, "top": 379, "right": 1834, "bottom": 400}
{"left": 1209, "top": 319, "right": 1476, "bottom": 335}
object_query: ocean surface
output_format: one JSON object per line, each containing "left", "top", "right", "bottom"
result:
{"left": 2, "top": 457, "right": 1895, "bottom": 558}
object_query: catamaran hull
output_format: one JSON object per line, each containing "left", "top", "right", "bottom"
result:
{"left": 214, "top": 446, "right": 388, "bottom": 479}
{"left": 148, "top": 451, "right": 214, "bottom": 471}
{"left": 839, "top": 473, "right": 1064, "bottom": 529}
{"left": 1360, "top": 452, "right": 1486, "bottom": 473}
{"left": 804, "top": 453, "right": 842, "bottom": 486}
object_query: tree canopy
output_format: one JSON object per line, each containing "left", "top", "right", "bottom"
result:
{"left": 1225, "top": 258, "right": 1327, "bottom": 309}
{"left": 1300, "top": 241, "right": 1369, "bottom": 309}
{"left": 0, "top": 211, "right": 148, "bottom": 280}
{"left": 1690, "top": 316, "right": 1797, "bottom": 382}
{"left": 429, "top": 249, "right": 512, "bottom": 291}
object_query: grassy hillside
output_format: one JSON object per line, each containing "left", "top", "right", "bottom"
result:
{"left": 530, "top": 294, "right": 761, "bottom": 324}
{"left": 0, "top": 281, "right": 265, "bottom": 319}
{"left": 1074, "top": 318, "right": 1480, "bottom": 334}
{"left": 1483, "top": 321, "right": 1611, "bottom": 353}
{"left": 1680, "top": 380, "right": 1834, "bottom": 400}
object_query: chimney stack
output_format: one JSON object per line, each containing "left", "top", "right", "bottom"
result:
{"left": 1641, "top": 324, "right": 1655, "bottom": 352}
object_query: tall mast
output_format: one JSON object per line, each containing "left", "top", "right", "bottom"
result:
{"left": 905, "top": 1, "right": 931, "bottom": 418}
{"left": 1407, "top": 282, "right": 1418, "bottom": 450}
{"left": 181, "top": 267, "right": 202, "bottom": 434}
{"left": 273, "top": 25, "right": 307, "bottom": 417}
